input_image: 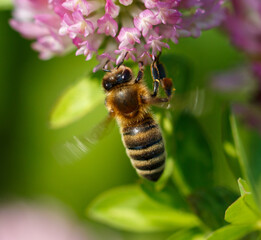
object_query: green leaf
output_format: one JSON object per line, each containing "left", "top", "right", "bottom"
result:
{"left": 187, "top": 187, "right": 237, "bottom": 230}
{"left": 221, "top": 108, "right": 243, "bottom": 179}
{"left": 238, "top": 178, "right": 251, "bottom": 196}
{"left": 206, "top": 224, "right": 254, "bottom": 240}
{"left": 167, "top": 228, "right": 204, "bottom": 240}
{"left": 173, "top": 114, "right": 214, "bottom": 191}
{"left": 50, "top": 77, "right": 103, "bottom": 128}
{"left": 225, "top": 179, "right": 260, "bottom": 225}
{"left": 88, "top": 185, "right": 200, "bottom": 232}
{"left": 225, "top": 197, "right": 259, "bottom": 225}
{"left": 229, "top": 112, "right": 261, "bottom": 212}
{"left": 239, "top": 125, "right": 261, "bottom": 210}
{"left": 207, "top": 179, "right": 261, "bottom": 240}
{"left": 230, "top": 114, "right": 251, "bottom": 184}
{"left": 0, "top": 0, "right": 12, "bottom": 10}
{"left": 141, "top": 178, "right": 188, "bottom": 210}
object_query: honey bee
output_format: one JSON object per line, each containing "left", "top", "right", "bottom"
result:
{"left": 101, "top": 53, "right": 173, "bottom": 181}
{"left": 57, "top": 53, "right": 173, "bottom": 182}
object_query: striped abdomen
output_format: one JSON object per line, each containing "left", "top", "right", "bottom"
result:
{"left": 122, "top": 116, "right": 165, "bottom": 182}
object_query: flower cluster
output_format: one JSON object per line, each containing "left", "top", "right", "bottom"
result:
{"left": 223, "top": 0, "right": 261, "bottom": 100}
{"left": 212, "top": 0, "right": 261, "bottom": 133}
{"left": 10, "top": 0, "right": 73, "bottom": 60}
{"left": 10, "top": 0, "right": 225, "bottom": 71}
{"left": 224, "top": 0, "right": 261, "bottom": 57}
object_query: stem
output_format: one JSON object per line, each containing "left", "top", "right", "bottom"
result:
{"left": 230, "top": 114, "right": 261, "bottom": 212}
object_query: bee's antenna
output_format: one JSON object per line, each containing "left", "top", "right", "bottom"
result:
{"left": 117, "top": 52, "right": 129, "bottom": 69}
{"left": 103, "top": 60, "right": 111, "bottom": 72}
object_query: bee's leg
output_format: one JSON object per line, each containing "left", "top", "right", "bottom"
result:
{"left": 156, "top": 61, "right": 173, "bottom": 99}
{"left": 103, "top": 60, "right": 111, "bottom": 72}
{"left": 135, "top": 61, "right": 144, "bottom": 83}
{"left": 150, "top": 59, "right": 161, "bottom": 98}
{"left": 141, "top": 95, "right": 169, "bottom": 105}
{"left": 151, "top": 53, "right": 173, "bottom": 99}
{"left": 150, "top": 97, "right": 169, "bottom": 104}
{"left": 117, "top": 51, "right": 129, "bottom": 68}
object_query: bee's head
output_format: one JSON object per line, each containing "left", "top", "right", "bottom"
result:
{"left": 102, "top": 65, "right": 133, "bottom": 91}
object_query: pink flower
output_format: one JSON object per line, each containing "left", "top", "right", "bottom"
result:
{"left": 253, "top": 63, "right": 261, "bottom": 81}
{"left": 136, "top": 47, "right": 151, "bottom": 65}
{"left": 179, "top": 0, "right": 225, "bottom": 38}
{"left": 32, "top": 33, "right": 71, "bottom": 59}
{"left": 10, "top": 20, "right": 49, "bottom": 38}
{"left": 145, "top": 35, "right": 170, "bottom": 57}
{"left": 75, "top": 34, "right": 103, "bottom": 60}
{"left": 115, "top": 48, "right": 136, "bottom": 65}
{"left": 134, "top": 10, "right": 159, "bottom": 37}
{"left": 224, "top": 0, "right": 261, "bottom": 56}
{"left": 212, "top": 0, "right": 261, "bottom": 134}
{"left": 222, "top": 0, "right": 261, "bottom": 105}
{"left": 105, "top": 0, "right": 120, "bottom": 18}
{"left": 10, "top": 0, "right": 73, "bottom": 60}
{"left": 117, "top": 27, "right": 141, "bottom": 49}
{"left": 119, "top": 0, "right": 133, "bottom": 6}
{"left": 179, "top": 0, "right": 202, "bottom": 8}
{"left": 0, "top": 202, "right": 88, "bottom": 240}
{"left": 62, "top": 0, "right": 100, "bottom": 16}
{"left": 156, "top": 25, "right": 179, "bottom": 44}
{"left": 93, "top": 52, "right": 116, "bottom": 72}
{"left": 211, "top": 63, "right": 261, "bottom": 135}
{"left": 10, "top": 0, "right": 226, "bottom": 71}
{"left": 59, "top": 11, "right": 94, "bottom": 38}
{"left": 97, "top": 14, "right": 118, "bottom": 37}
{"left": 144, "top": 0, "right": 159, "bottom": 9}
{"left": 156, "top": 2, "right": 182, "bottom": 25}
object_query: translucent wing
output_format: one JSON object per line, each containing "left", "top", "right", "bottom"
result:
{"left": 153, "top": 88, "right": 212, "bottom": 116}
{"left": 171, "top": 88, "right": 210, "bottom": 116}
{"left": 54, "top": 115, "right": 114, "bottom": 164}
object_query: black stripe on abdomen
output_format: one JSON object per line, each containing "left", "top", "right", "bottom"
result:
{"left": 122, "top": 117, "right": 165, "bottom": 181}
{"left": 123, "top": 126, "right": 162, "bottom": 151}
{"left": 127, "top": 137, "right": 162, "bottom": 150}
{"left": 129, "top": 143, "right": 164, "bottom": 160}
{"left": 132, "top": 152, "right": 165, "bottom": 171}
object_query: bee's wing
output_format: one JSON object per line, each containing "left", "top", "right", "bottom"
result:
{"left": 154, "top": 88, "right": 211, "bottom": 116}
{"left": 171, "top": 88, "right": 210, "bottom": 116}
{"left": 54, "top": 115, "right": 115, "bottom": 164}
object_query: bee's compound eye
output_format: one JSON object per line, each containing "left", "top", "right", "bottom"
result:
{"left": 123, "top": 69, "right": 131, "bottom": 81}
{"left": 103, "top": 81, "right": 112, "bottom": 90}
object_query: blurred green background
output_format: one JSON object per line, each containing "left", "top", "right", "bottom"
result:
{"left": 2, "top": 7, "right": 258, "bottom": 239}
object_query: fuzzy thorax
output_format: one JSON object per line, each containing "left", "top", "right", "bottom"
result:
{"left": 105, "top": 83, "right": 151, "bottom": 127}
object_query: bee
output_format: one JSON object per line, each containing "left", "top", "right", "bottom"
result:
{"left": 101, "top": 53, "right": 173, "bottom": 181}
{"left": 57, "top": 53, "right": 173, "bottom": 182}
